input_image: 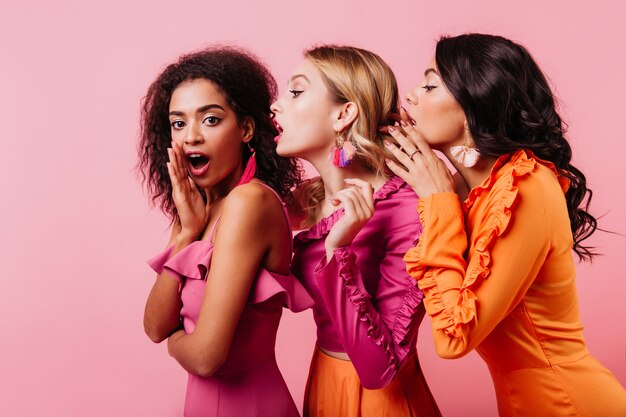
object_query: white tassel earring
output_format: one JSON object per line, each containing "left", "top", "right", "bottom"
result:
{"left": 450, "top": 125, "right": 480, "bottom": 168}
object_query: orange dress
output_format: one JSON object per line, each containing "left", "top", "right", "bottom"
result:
{"left": 404, "top": 150, "right": 626, "bottom": 417}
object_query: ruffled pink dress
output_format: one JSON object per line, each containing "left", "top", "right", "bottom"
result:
{"left": 292, "top": 176, "right": 440, "bottom": 416}
{"left": 149, "top": 184, "right": 313, "bottom": 417}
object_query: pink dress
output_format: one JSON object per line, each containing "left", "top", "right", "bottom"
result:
{"left": 292, "top": 176, "right": 440, "bottom": 414}
{"left": 148, "top": 185, "right": 313, "bottom": 417}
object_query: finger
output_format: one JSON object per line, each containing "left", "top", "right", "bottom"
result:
{"left": 168, "top": 147, "right": 182, "bottom": 186}
{"left": 172, "top": 142, "right": 190, "bottom": 191}
{"left": 335, "top": 188, "right": 367, "bottom": 219}
{"left": 188, "top": 177, "right": 199, "bottom": 196}
{"left": 333, "top": 191, "right": 360, "bottom": 219}
{"left": 344, "top": 178, "right": 374, "bottom": 208}
{"left": 388, "top": 126, "right": 419, "bottom": 157}
{"left": 387, "top": 112, "right": 402, "bottom": 122}
{"left": 384, "top": 135, "right": 418, "bottom": 170}
{"left": 385, "top": 158, "right": 411, "bottom": 181}
{"left": 169, "top": 146, "right": 188, "bottom": 195}
{"left": 176, "top": 142, "right": 188, "bottom": 179}
{"left": 399, "top": 107, "right": 415, "bottom": 125}
{"left": 400, "top": 121, "right": 435, "bottom": 158}
{"left": 379, "top": 118, "right": 403, "bottom": 135}
{"left": 167, "top": 162, "right": 180, "bottom": 189}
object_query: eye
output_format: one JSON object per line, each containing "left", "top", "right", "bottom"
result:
{"left": 422, "top": 85, "right": 437, "bottom": 92}
{"left": 203, "top": 116, "right": 220, "bottom": 125}
{"left": 171, "top": 120, "right": 185, "bottom": 130}
{"left": 289, "top": 89, "right": 303, "bottom": 98}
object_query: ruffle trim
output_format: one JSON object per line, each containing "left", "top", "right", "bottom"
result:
{"left": 407, "top": 149, "right": 560, "bottom": 339}
{"left": 295, "top": 176, "right": 406, "bottom": 243}
{"left": 464, "top": 149, "right": 569, "bottom": 212}
{"left": 148, "top": 241, "right": 313, "bottom": 312}
{"left": 333, "top": 248, "right": 399, "bottom": 372}
{"left": 391, "top": 279, "right": 424, "bottom": 348}
{"left": 147, "top": 245, "right": 175, "bottom": 274}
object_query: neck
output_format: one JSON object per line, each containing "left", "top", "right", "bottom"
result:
{"left": 203, "top": 162, "right": 245, "bottom": 204}
{"left": 306, "top": 153, "right": 386, "bottom": 216}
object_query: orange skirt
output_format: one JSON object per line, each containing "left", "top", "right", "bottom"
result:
{"left": 303, "top": 348, "right": 441, "bottom": 417}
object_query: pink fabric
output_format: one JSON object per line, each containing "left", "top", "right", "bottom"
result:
{"left": 148, "top": 184, "right": 313, "bottom": 417}
{"left": 291, "top": 176, "right": 426, "bottom": 389}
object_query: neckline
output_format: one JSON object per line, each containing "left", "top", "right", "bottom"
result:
{"left": 294, "top": 175, "right": 406, "bottom": 243}
{"left": 463, "top": 149, "right": 567, "bottom": 211}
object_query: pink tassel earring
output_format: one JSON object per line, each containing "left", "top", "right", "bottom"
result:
{"left": 237, "top": 143, "right": 257, "bottom": 185}
{"left": 330, "top": 133, "right": 357, "bottom": 168}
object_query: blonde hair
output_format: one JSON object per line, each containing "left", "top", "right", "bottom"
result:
{"left": 299, "top": 45, "right": 400, "bottom": 227}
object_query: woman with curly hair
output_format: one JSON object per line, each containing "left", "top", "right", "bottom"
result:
{"left": 385, "top": 33, "right": 626, "bottom": 416}
{"left": 139, "top": 46, "right": 312, "bottom": 417}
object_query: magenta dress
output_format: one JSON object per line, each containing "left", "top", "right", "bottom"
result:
{"left": 148, "top": 185, "right": 313, "bottom": 417}
{"left": 292, "top": 176, "right": 440, "bottom": 414}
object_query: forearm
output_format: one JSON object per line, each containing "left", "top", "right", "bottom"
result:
{"left": 315, "top": 248, "right": 409, "bottom": 389}
{"left": 168, "top": 329, "right": 226, "bottom": 378}
{"left": 406, "top": 187, "right": 550, "bottom": 358}
{"left": 144, "top": 234, "right": 195, "bottom": 342}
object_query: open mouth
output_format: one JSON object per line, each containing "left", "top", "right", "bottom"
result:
{"left": 186, "top": 152, "right": 211, "bottom": 176}
{"left": 274, "top": 121, "right": 283, "bottom": 142}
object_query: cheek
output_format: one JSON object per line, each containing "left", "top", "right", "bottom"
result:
{"left": 417, "top": 100, "right": 464, "bottom": 144}
{"left": 288, "top": 100, "right": 333, "bottom": 144}
{"left": 170, "top": 128, "right": 184, "bottom": 144}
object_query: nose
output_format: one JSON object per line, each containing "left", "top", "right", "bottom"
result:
{"left": 405, "top": 89, "right": 418, "bottom": 106}
{"left": 270, "top": 99, "right": 281, "bottom": 114}
{"left": 183, "top": 122, "right": 204, "bottom": 146}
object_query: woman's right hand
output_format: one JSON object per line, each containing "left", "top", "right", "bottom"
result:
{"left": 167, "top": 141, "right": 209, "bottom": 241}
{"left": 384, "top": 122, "right": 455, "bottom": 199}
{"left": 324, "top": 178, "right": 375, "bottom": 259}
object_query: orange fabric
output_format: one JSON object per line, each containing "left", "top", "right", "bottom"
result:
{"left": 404, "top": 150, "right": 626, "bottom": 416}
{"left": 303, "top": 348, "right": 440, "bottom": 417}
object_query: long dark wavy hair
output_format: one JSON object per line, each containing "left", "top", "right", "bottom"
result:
{"left": 138, "top": 46, "right": 302, "bottom": 221}
{"left": 435, "top": 33, "right": 597, "bottom": 260}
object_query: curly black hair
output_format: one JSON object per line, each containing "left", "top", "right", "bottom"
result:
{"left": 138, "top": 46, "right": 302, "bottom": 220}
{"left": 436, "top": 33, "right": 597, "bottom": 261}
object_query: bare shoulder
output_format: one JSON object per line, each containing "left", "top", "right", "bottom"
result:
{"left": 222, "top": 182, "right": 283, "bottom": 225}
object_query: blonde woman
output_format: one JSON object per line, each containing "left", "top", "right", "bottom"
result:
{"left": 271, "top": 45, "right": 441, "bottom": 417}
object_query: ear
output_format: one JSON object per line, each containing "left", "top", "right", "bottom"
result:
{"left": 240, "top": 117, "right": 255, "bottom": 144}
{"left": 332, "top": 102, "right": 359, "bottom": 133}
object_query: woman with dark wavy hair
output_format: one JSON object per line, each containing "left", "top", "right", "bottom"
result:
{"left": 384, "top": 33, "right": 626, "bottom": 416}
{"left": 139, "top": 47, "right": 312, "bottom": 417}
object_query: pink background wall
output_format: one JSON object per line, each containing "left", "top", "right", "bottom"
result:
{"left": 1, "top": 1, "right": 624, "bottom": 416}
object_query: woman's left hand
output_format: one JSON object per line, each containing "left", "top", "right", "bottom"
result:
{"left": 384, "top": 121, "right": 455, "bottom": 199}
{"left": 324, "top": 178, "right": 375, "bottom": 258}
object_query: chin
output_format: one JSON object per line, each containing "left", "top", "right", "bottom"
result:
{"left": 276, "top": 141, "right": 295, "bottom": 158}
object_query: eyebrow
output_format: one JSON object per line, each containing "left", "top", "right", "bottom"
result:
{"left": 169, "top": 104, "right": 225, "bottom": 116}
{"left": 288, "top": 74, "right": 310, "bottom": 84}
{"left": 424, "top": 68, "right": 439, "bottom": 76}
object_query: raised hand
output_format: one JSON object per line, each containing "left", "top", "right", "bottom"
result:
{"left": 384, "top": 121, "right": 455, "bottom": 199}
{"left": 324, "top": 178, "right": 375, "bottom": 259}
{"left": 167, "top": 141, "right": 209, "bottom": 240}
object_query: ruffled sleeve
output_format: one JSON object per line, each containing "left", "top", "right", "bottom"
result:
{"left": 248, "top": 270, "right": 314, "bottom": 312}
{"left": 158, "top": 240, "right": 313, "bottom": 312}
{"left": 147, "top": 245, "right": 182, "bottom": 284}
{"left": 404, "top": 150, "right": 564, "bottom": 358}
{"left": 147, "top": 245, "right": 175, "bottom": 274}
{"left": 310, "top": 177, "right": 425, "bottom": 389}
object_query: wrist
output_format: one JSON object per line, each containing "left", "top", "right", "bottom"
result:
{"left": 175, "top": 232, "right": 196, "bottom": 248}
